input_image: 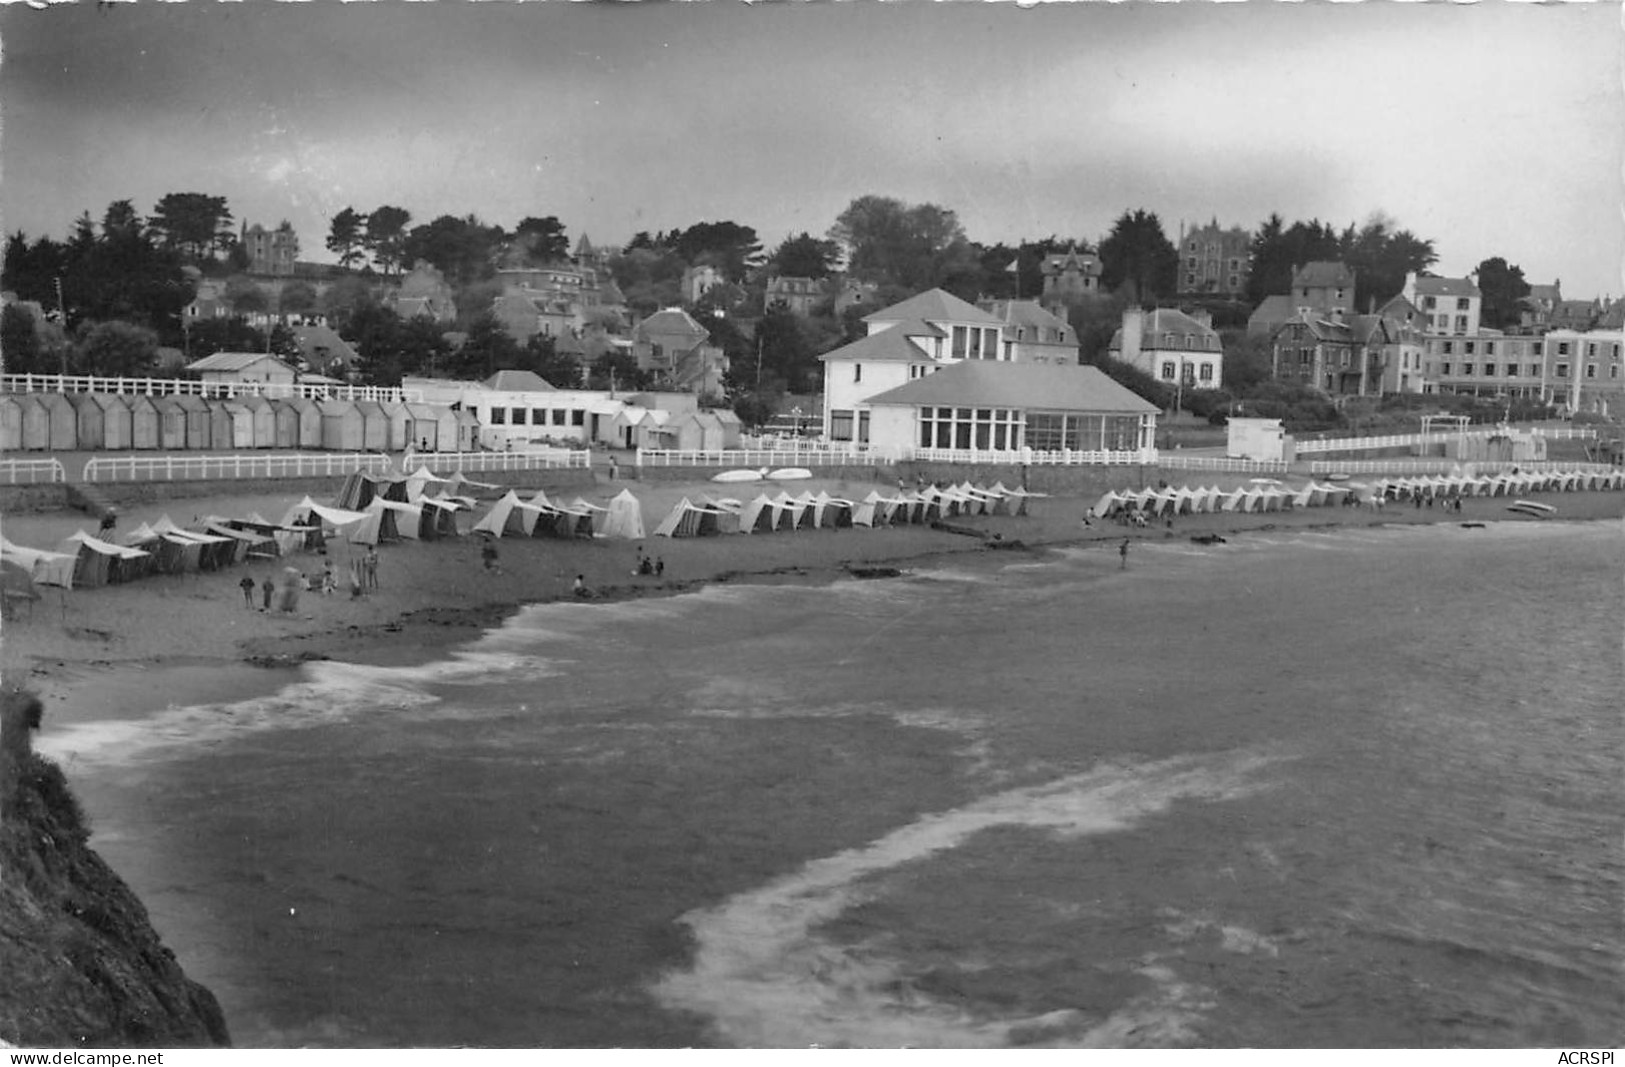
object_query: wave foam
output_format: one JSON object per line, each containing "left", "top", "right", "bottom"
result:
{"left": 652, "top": 748, "right": 1284, "bottom": 1047}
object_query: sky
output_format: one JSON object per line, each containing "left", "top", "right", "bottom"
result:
{"left": 1, "top": 0, "right": 1621, "bottom": 299}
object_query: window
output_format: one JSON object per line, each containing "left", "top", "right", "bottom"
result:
{"left": 1555, "top": 363, "right": 1570, "bottom": 378}
{"left": 1442, "top": 341, "right": 1454, "bottom": 354}
{"left": 1585, "top": 364, "right": 1597, "bottom": 379}
{"left": 1464, "top": 341, "right": 1475, "bottom": 354}
{"left": 1457, "top": 298, "right": 1470, "bottom": 310}
{"left": 1442, "top": 362, "right": 1453, "bottom": 376}
{"left": 969, "top": 329, "right": 982, "bottom": 360}
{"left": 1587, "top": 343, "right": 1597, "bottom": 357}
{"left": 1482, "top": 363, "right": 1495, "bottom": 377}
{"left": 489, "top": 407, "right": 506, "bottom": 425}
{"left": 1424, "top": 296, "right": 1437, "bottom": 310}
{"left": 1612, "top": 365, "right": 1619, "bottom": 380}
{"left": 952, "top": 326, "right": 967, "bottom": 359}
{"left": 552, "top": 409, "right": 566, "bottom": 425}
{"left": 1229, "top": 258, "right": 1240, "bottom": 271}
{"left": 1185, "top": 273, "right": 1196, "bottom": 286}
{"left": 1455, "top": 316, "right": 1468, "bottom": 332}
{"left": 572, "top": 410, "right": 585, "bottom": 426}
{"left": 1462, "top": 363, "right": 1474, "bottom": 376}
{"left": 1161, "top": 362, "right": 1176, "bottom": 381}
{"left": 1188, "top": 257, "right": 1198, "bottom": 269}
{"left": 857, "top": 411, "right": 870, "bottom": 445}
{"left": 532, "top": 409, "right": 547, "bottom": 425}
{"left": 829, "top": 409, "right": 854, "bottom": 441}
{"left": 1199, "top": 363, "right": 1213, "bottom": 382}
{"left": 510, "top": 408, "right": 526, "bottom": 425}
{"left": 853, "top": 363, "right": 863, "bottom": 383}
{"left": 1558, "top": 342, "right": 1571, "bottom": 355}
{"left": 1485, "top": 341, "right": 1496, "bottom": 355}
{"left": 1528, "top": 364, "right": 1541, "bottom": 378}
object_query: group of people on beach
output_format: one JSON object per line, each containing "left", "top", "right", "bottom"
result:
{"left": 632, "top": 547, "right": 664, "bottom": 578}
{"left": 234, "top": 546, "right": 379, "bottom": 613}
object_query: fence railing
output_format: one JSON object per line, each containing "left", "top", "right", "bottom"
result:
{"left": 1309, "top": 458, "right": 1616, "bottom": 476}
{"left": 1160, "top": 454, "right": 1292, "bottom": 473}
{"left": 0, "top": 457, "right": 67, "bottom": 485}
{"left": 2, "top": 373, "right": 422, "bottom": 404}
{"left": 1297, "top": 425, "right": 1599, "bottom": 454}
{"left": 82, "top": 452, "right": 394, "bottom": 483}
{"left": 637, "top": 447, "right": 884, "bottom": 468}
{"left": 408, "top": 450, "right": 591, "bottom": 473}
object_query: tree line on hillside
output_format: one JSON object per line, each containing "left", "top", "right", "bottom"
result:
{"left": 4, "top": 189, "right": 1542, "bottom": 433}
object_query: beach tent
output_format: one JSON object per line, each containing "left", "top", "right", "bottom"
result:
{"left": 149, "top": 516, "right": 237, "bottom": 570}
{"left": 698, "top": 497, "right": 744, "bottom": 536}
{"left": 448, "top": 471, "right": 503, "bottom": 498}
{"left": 852, "top": 490, "right": 904, "bottom": 528}
{"left": 37, "top": 392, "right": 78, "bottom": 450}
{"left": 68, "top": 392, "right": 106, "bottom": 451}
{"left": 601, "top": 489, "right": 645, "bottom": 540}
{"left": 774, "top": 492, "right": 816, "bottom": 530}
{"left": 0, "top": 536, "right": 77, "bottom": 589}
{"left": 405, "top": 404, "right": 443, "bottom": 452}
{"left": 125, "top": 394, "right": 160, "bottom": 450}
{"left": 653, "top": 497, "right": 725, "bottom": 538}
{"left": 15, "top": 395, "right": 51, "bottom": 451}
{"left": 739, "top": 493, "right": 790, "bottom": 534}
{"left": 58, "top": 530, "right": 150, "bottom": 587}
{"left": 1089, "top": 490, "right": 1125, "bottom": 519}
{"left": 285, "top": 396, "right": 323, "bottom": 449}
{"left": 811, "top": 491, "right": 854, "bottom": 528}
{"left": 334, "top": 470, "right": 411, "bottom": 511}
{"left": 173, "top": 395, "right": 212, "bottom": 450}
{"left": 348, "top": 498, "right": 418, "bottom": 545}
{"left": 204, "top": 520, "right": 277, "bottom": 563}
{"left": 471, "top": 491, "right": 543, "bottom": 538}
{"left": 416, "top": 496, "right": 465, "bottom": 538}
{"left": 0, "top": 395, "right": 23, "bottom": 452}
{"left": 123, "top": 523, "right": 203, "bottom": 574}
{"left": 93, "top": 394, "right": 134, "bottom": 451}
{"left": 277, "top": 497, "right": 368, "bottom": 553}
{"left": 405, "top": 465, "right": 456, "bottom": 503}
{"left": 319, "top": 398, "right": 364, "bottom": 451}
{"left": 269, "top": 399, "right": 301, "bottom": 449}
{"left": 236, "top": 395, "right": 277, "bottom": 448}
{"left": 553, "top": 498, "right": 605, "bottom": 539}
{"left": 149, "top": 396, "right": 188, "bottom": 450}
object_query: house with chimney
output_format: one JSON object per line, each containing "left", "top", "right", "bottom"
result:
{"left": 632, "top": 307, "right": 727, "bottom": 396}
{"left": 978, "top": 299, "right": 1079, "bottom": 364}
{"left": 1108, "top": 307, "right": 1224, "bottom": 392}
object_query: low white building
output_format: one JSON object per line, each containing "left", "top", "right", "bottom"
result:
{"left": 402, "top": 374, "right": 710, "bottom": 451}
{"left": 862, "top": 361, "right": 1158, "bottom": 456}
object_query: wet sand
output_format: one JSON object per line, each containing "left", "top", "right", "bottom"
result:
{"left": 2, "top": 470, "right": 1620, "bottom": 716}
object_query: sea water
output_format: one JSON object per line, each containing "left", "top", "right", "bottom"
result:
{"left": 41, "top": 520, "right": 1623, "bottom": 1048}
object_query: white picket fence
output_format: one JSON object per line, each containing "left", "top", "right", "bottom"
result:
{"left": 407, "top": 449, "right": 592, "bottom": 473}
{"left": 1311, "top": 458, "right": 1619, "bottom": 476}
{"left": 0, "top": 457, "right": 67, "bottom": 485}
{"left": 1297, "top": 425, "right": 1599, "bottom": 454}
{"left": 1160, "top": 454, "right": 1291, "bottom": 474}
{"left": 79, "top": 449, "right": 593, "bottom": 483}
{"left": 82, "top": 452, "right": 395, "bottom": 483}
{"left": 1, "top": 373, "right": 422, "bottom": 404}
{"left": 637, "top": 446, "right": 882, "bottom": 468}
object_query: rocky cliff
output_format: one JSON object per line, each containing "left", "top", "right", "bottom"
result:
{"left": 1, "top": 691, "right": 230, "bottom": 1048}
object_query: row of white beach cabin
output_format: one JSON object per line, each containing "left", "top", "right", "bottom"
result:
{"left": 653, "top": 482, "right": 1037, "bottom": 537}
{"left": 0, "top": 392, "right": 473, "bottom": 453}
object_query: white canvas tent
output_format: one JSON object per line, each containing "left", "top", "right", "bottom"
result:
{"left": 601, "top": 489, "right": 645, "bottom": 540}
{"left": 0, "top": 536, "right": 77, "bottom": 589}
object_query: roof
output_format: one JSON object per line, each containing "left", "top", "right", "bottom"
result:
{"left": 1110, "top": 308, "right": 1221, "bottom": 351}
{"left": 817, "top": 322, "right": 938, "bottom": 364}
{"left": 1041, "top": 247, "right": 1101, "bottom": 274}
{"left": 291, "top": 324, "right": 359, "bottom": 366}
{"left": 1413, "top": 275, "right": 1480, "bottom": 298}
{"left": 184, "top": 351, "right": 290, "bottom": 373}
{"left": 864, "top": 361, "right": 1159, "bottom": 414}
{"left": 1247, "top": 295, "right": 1297, "bottom": 333}
{"left": 863, "top": 288, "right": 1003, "bottom": 327}
{"left": 1274, "top": 311, "right": 1355, "bottom": 342}
{"left": 1292, "top": 262, "right": 1355, "bottom": 289}
{"left": 634, "top": 307, "right": 709, "bottom": 341}
{"left": 980, "top": 299, "right": 1073, "bottom": 334}
{"left": 483, "top": 370, "right": 556, "bottom": 392}
{"left": 1525, "top": 283, "right": 1562, "bottom": 304}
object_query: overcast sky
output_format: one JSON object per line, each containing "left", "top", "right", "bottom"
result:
{"left": 1, "top": 0, "right": 1620, "bottom": 298}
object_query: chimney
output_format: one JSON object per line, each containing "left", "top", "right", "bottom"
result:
{"left": 1120, "top": 307, "right": 1144, "bottom": 365}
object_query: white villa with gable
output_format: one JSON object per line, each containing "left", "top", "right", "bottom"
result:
{"left": 820, "top": 288, "right": 1158, "bottom": 455}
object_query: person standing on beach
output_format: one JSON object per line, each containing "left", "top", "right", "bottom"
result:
{"left": 1119, "top": 538, "right": 1130, "bottom": 569}
{"left": 261, "top": 577, "right": 274, "bottom": 612}
{"left": 239, "top": 575, "right": 256, "bottom": 608}
{"left": 655, "top": 557, "right": 664, "bottom": 577}
{"left": 365, "top": 547, "right": 380, "bottom": 591}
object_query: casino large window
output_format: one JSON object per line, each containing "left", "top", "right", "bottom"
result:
{"left": 1021, "top": 411, "right": 1142, "bottom": 451}
{"left": 917, "top": 406, "right": 1020, "bottom": 450}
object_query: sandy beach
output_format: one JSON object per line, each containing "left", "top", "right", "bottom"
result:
{"left": 2, "top": 468, "right": 1621, "bottom": 713}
